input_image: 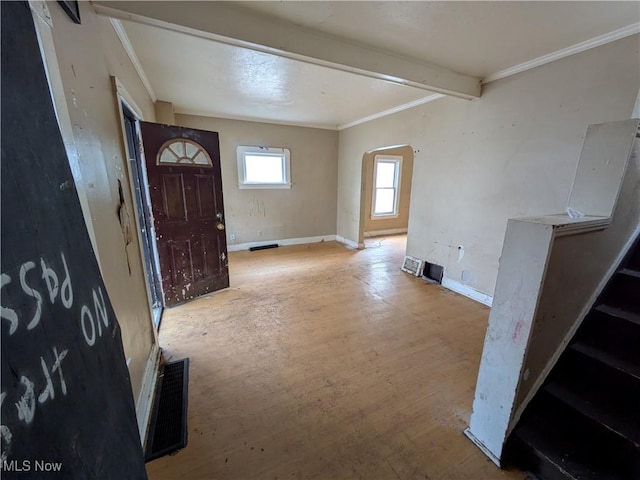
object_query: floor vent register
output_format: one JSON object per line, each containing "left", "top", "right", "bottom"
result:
{"left": 145, "top": 358, "right": 190, "bottom": 462}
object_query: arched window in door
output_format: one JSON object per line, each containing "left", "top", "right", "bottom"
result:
{"left": 157, "top": 139, "right": 212, "bottom": 167}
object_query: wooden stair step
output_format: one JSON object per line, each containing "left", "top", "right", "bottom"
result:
{"left": 512, "top": 414, "right": 628, "bottom": 480}
{"left": 618, "top": 268, "right": 640, "bottom": 279}
{"left": 513, "top": 424, "right": 592, "bottom": 480}
{"left": 594, "top": 304, "right": 640, "bottom": 327}
{"left": 603, "top": 275, "right": 640, "bottom": 311}
{"left": 508, "top": 236, "right": 640, "bottom": 479}
{"left": 570, "top": 341, "right": 640, "bottom": 381}
{"left": 545, "top": 381, "right": 640, "bottom": 447}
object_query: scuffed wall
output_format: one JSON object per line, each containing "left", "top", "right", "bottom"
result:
{"left": 338, "top": 35, "right": 640, "bottom": 297}
{"left": 174, "top": 114, "right": 339, "bottom": 247}
{"left": 47, "top": 1, "right": 157, "bottom": 402}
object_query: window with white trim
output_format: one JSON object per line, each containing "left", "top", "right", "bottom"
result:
{"left": 237, "top": 146, "right": 291, "bottom": 189}
{"left": 372, "top": 155, "right": 402, "bottom": 217}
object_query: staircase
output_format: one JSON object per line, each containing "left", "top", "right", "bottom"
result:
{"left": 506, "top": 235, "right": 640, "bottom": 479}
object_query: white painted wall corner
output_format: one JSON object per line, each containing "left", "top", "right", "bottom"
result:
{"left": 335, "top": 235, "right": 360, "bottom": 249}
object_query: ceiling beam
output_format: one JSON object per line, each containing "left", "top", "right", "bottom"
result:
{"left": 93, "top": 1, "right": 481, "bottom": 99}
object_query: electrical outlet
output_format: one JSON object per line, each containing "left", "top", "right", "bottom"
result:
{"left": 229, "top": 234, "right": 235, "bottom": 241}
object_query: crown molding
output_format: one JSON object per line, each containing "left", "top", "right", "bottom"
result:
{"left": 175, "top": 108, "right": 339, "bottom": 131}
{"left": 109, "top": 18, "right": 157, "bottom": 102}
{"left": 338, "top": 94, "right": 446, "bottom": 130}
{"left": 483, "top": 23, "right": 640, "bottom": 84}
{"left": 340, "top": 23, "right": 640, "bottom": 130}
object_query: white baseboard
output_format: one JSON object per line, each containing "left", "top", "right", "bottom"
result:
{"left": 442, "top": 276, "right": 494, "bottom": 307}
{"left": 364, "top": 228, "right": 408, "bottom": 237}
{"left": 227, "top": 234, "right": 336, "bottom": 252}
{"left": 136, "top": 344, "right": 160, "bottom": 448}
{"left": 336, "top": 235, "right": 360, "bottom": 249}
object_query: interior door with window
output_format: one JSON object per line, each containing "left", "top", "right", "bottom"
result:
{"left": 139, "top": 122, "right": 228, "bottom": 306}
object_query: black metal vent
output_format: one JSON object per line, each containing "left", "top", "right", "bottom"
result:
{"left": 145, "top": 358, "right": 190, "bottom": 462}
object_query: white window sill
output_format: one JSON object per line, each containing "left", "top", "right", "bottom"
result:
{"left": 238, "top": 183, "right": 292, "bottom": 189}
{"left": 371, "top": 213, "right": 399, "bottom": 220}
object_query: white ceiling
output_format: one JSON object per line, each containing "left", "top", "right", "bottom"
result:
{"left": 233, "top": 1, "right": 640, "bottom": 78}
{"left": 108, "top": 1, "right": 640, "bottom": 129}
{"left": 121, "top": 20, "right": 430, "bottom": 129}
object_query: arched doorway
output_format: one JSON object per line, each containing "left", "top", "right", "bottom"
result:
{"left": 358, "top": 145, "right": 414, "bottom": 248}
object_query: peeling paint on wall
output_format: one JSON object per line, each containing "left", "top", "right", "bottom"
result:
{"left": 116, "top": 179, "right": 133, "bottom": 275}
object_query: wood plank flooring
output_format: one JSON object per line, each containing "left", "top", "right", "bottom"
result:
{"left": 146, "top": 236, "right": 526, "bottom": 479}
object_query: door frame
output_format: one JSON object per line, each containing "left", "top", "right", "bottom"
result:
{"left": 113, "top": 77, "right": 163, "bottom": 328}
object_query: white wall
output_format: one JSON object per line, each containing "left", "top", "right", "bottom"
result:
{"left": 175, "top": 114, "right": 339, "bottom": 248}
{"left": 46, "top": 1, "right": 157, "bottom": 405}
{"left": 338, "top": 35, "right": 640, "bottom": 297}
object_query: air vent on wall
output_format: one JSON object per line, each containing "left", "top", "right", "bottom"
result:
{"left": 401, "top": 256, "right": 424, "bottom": 276}
{"left": 423, "top": 261, "right": 444, "bottom": 284}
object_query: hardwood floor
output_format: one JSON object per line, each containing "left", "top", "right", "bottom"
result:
{"left": 146, "top": 235, "right": 526, "bottom": 480}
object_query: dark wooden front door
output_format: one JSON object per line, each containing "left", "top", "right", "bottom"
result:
{"left": 140, "top": 123, "right": 229, "bottom": 306}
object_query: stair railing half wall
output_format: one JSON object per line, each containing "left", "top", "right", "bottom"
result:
{"left": 465, "top": 118, "right": 640, "bottom": 466}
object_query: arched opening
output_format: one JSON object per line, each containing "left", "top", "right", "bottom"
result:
{"left": 358, "top": 145, "right": 414, "bottom": 248}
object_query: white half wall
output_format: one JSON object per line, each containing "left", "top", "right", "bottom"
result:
{"left": 467, "top": 119, "right": 640, "bottom": 462}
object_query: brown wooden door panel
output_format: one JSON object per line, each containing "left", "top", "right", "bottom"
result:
{"left": 140, "top": 122, "right": 228, "bottom": 306}
{"left": 201, "top": 234, "right": 224, "bottom": 276}
{"left": 195, "top": 174, "right": 217, "bottom": 218}
{"left": 167, "top": 239, "right": 193, "bottom": 284}
{"left": 161, "top": 173, "right": 188, "bottom": 221}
